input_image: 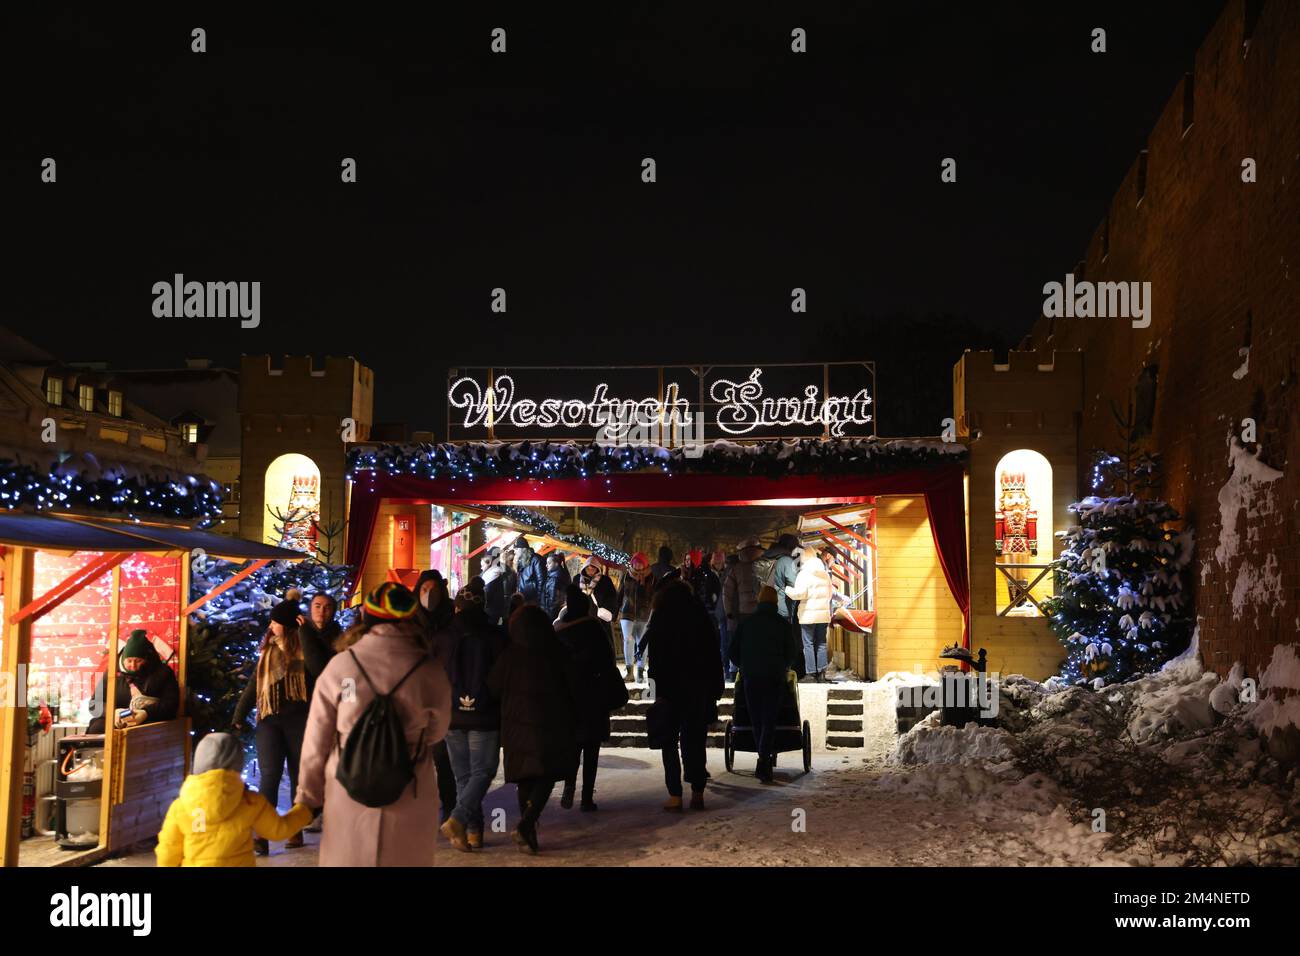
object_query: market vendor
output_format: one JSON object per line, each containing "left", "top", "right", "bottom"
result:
{"left": 86, "top": 629, "right": 181, "bottom": 734}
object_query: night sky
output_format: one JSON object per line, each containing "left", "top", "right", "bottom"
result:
{"left": 8, "top": 3, "right": 1227, "bottom": 433}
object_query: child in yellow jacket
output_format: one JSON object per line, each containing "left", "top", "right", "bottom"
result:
{"left": 157, "top": 732, "right": 313, "bottom": 867}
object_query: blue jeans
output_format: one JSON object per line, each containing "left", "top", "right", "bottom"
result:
{"left": 801, "top": 622, "right": 828, "bottom": 675}
{"left": 721, "top": 621, "right": 737, "bottom": 680}
{"left": 621, "top": 619, "right": 647, "bottom": 675}
{"left": 445, "top": 729, "right": 500, "bottom": 833}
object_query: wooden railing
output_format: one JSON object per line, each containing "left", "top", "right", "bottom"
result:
{"left": 995, "top": 562, "right": 1053, "bottom": 617}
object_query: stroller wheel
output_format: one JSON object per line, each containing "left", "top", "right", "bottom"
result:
{"left": 802, "top": 720, "right": 812, "bottom": 773}
{"left": 723, "top": 721, "right": 735, "bottom": 772}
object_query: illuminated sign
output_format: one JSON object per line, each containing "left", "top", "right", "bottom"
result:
{"left": 445, "top": 364, "right": 875, "bottom": 442}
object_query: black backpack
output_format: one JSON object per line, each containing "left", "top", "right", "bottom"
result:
{"left": 334, "top": 650, "right": 430, "bottom": 808}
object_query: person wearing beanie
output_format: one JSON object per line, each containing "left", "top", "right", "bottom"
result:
{"left": 156, "top": 732, "right": 314, "bottom": 866}
{"left": 297, "top": 583, "right": 452, "bottom": 866}
{"left": 555, "top": 584, "right": 626, "bottom": 812}
{"left": 85, "top": 629, "right": 179, "bottom": 735}
{"left": 233, "top": 596, "right": 313, "bottom": 854}
{"left": 728, "top": 585, "right": 802, "bottom": 783}
{"left": 616, "top": 552, "right": 654, "bottom": 682}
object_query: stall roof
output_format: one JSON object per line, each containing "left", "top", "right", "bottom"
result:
{"left": 0, "top": 512, "right": 175, "bottom": 552}
{"left": 60, "top": 516, "right": 307, "bottom": 561}
{"left": 0, "top": 512, "right": 305, "bottom": 561}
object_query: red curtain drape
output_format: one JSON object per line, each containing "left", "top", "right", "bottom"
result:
{"left": 923, "top": 477, "right": 971, "bottom": 651}
{"left": 346, "top": 465, "right": 971, "bottom": 643}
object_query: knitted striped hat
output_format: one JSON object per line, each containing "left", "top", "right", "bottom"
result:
{"left": 363, "top": 582, "right": 418, "bottom": 624}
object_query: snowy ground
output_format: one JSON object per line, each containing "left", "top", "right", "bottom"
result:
{"left": 96, "top": 749, "right": 1124, "bottom": 868}
{"left": 98, "top": 641, "right": 1300, "bottom": 868}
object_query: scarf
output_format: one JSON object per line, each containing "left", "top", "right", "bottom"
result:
{"left": 255, "top": 628, "right": 308, "bottom": 718}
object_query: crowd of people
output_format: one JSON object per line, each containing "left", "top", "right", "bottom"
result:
{"left": 156, "top": 530, "right": 844, "bottom": 865}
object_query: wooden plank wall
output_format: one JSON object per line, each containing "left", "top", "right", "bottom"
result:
{"left": 872, "top": 495, "right": 965, "bottom": 677}
{"left": 108, "top": 718, "right": 189, "bottom": 851}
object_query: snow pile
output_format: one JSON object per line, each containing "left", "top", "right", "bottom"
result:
{"left": 891, "top": 712, "right": 1017, "bottom": 766}
{"left": 877, "top": 646, "right": 1300, "bottom": 865}
{"left": 1251, "top": 643, "right": 1300, "bottom": 738}
{"left": 1210, "top": 437, "right": 1285, "bottom": 623}
{"left": 1124, "top": 654, "right": 1218, "bottom": 745}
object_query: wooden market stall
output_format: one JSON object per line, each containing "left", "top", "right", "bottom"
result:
{"left": 797, "top": 503, "right": 879, "bottom": 677}
{"left": 0, "top": 513, "right": 302, "bottom": 867}
{"left": 368, "top": 502, "right": 609, "bottom": 603}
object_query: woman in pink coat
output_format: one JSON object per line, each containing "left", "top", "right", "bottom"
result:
{"left": 297, "top": 582, "right": 452, "bottom": 867}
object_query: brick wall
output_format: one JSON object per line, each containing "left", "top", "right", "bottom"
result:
{"left": 1020, "top": 0, "right": 1300, "bottom": 676}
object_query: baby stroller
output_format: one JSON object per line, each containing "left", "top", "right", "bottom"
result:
{"left": 723, "top": 670, "right": 812, "bottom": 774}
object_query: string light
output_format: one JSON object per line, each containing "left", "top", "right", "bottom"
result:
{"left": 0, "top": 458, "right": 223, "bottom": 521}
{"left": 347, "top": 436, "right": 965, "bottom": 483}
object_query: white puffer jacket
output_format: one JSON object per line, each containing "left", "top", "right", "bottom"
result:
{"left": 785, "top": 557, "right": 835, "bottom": 625}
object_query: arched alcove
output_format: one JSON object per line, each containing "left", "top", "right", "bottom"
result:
{"left": 262, "top": 453, "right": 321, "bottom": 552}
{"left": 993, "top": 448, "right": 1053, "bottom": 616}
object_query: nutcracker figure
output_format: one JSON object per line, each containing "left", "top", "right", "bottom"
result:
{"left": 995, "top": 471, "right": 1038, "bottom": 611}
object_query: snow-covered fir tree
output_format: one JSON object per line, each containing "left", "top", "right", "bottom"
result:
{"left": 1045, "top": 444, "right": 1194, "bottom": 687}
{"left": 186, "top": 558, "right": 354, "bottom": 744}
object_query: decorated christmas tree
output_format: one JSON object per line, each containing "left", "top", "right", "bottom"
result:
{"left": 1044, "top": 410, "right": 1194, "bottom": 687}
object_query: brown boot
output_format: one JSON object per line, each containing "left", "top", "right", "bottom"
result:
{"left": 663, "top": 795, "right": 683, "bottom": 812}
{"left": 440, "top": 816, "right": 472, "bottom": 852}
{"left": 467, "top": 830, "right": 483, "bottom": 849}
{"left": 689, "top": 791, "right": 705, "bottom": 811}
{"left": 285, "top": 830, "right": 304, "bottom": 849}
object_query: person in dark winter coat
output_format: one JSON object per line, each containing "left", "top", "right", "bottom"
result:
{"left": 723, "top": 539, "right": 765, "bottom": 680}
{"left": 513, "top": 537, "right": 546, "bottom": 604}
{"left": 649, "top": 545, "right": 675, "bottom": 586}
{"left": 300, "top": 593, "right": 340, "bottom": 675}
{"left": 487, "top": 605, "right": 578, "bottom": 853}
{"left": 555, "top": 585, "right": 627, "bottom": 811}
{"left": 728, "top": 586, "right": 802, "bottom": 782}
{"left": 540, "top": 552, "right": 572, "bottom": 620}
{"left": 616, "top": 551, "right": 655, "bottom": 681}
{"left": 576, "top": 555, "right": 619, "bottom": 653}
{"left": 412, "top": 568, "right": 458, "bottom": 824}
{"left": 413, "top": 569, "right": 454, "bottom": 636}
{"left": 298, "top": 592, "right": 339, "bottom": 833}
{"left": 760, "top": 532, "right": 804, "bottom": 677}
{"left": 682, "top": 548, "right": 722, "bottom": 617}
{"left": 642, "top": 581, "right": 724, "bottom": 811}
{"left": 86, "top": 629, "right": 179, "bottom": 735}
{"left": 232, "top": 598, "right": 313, "bottom": 854}
{"left": 438, "top": 587, "right": 508, "bottom": 851}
